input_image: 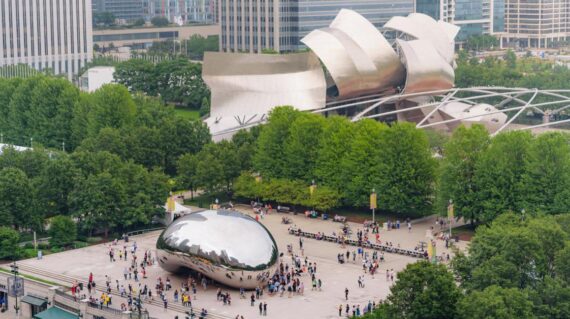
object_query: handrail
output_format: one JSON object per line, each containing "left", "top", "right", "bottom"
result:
{"left": 289, "top": 229, "right": 427, "bottom": 259}
{"left": 125, "top": 227, "right": 165, "bottom": 237}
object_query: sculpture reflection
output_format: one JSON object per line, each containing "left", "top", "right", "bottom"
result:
{"left": 156, "top": 210, "right": 279, "bottom": 289}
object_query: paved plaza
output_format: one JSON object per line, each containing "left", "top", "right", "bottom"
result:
{"left": 8, "top": 208, "right": 466, "bottom": 319}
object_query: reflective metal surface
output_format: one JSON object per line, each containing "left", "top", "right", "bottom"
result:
{"left": 203, "top": 51, "right": 326, "bottom": 118}
{"left": 156, "top": 210, "right": 279, "bottom": 289}
{"left": 202, "top": 51, "right": 326, "bottom": 138}
{"left": 301, "top": 9, "right": 404, "bottom": 98}
{"left": 439, "top": 102, "right": 508, "bottom": 133}
{"left": 397, "top": 39, "right": 455, "bottom": 94}
{"left": 385, "top": 13, "right": 457, "bottom": 65}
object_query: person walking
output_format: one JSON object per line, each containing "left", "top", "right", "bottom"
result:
{"left": 263, "top": 302, "right": 267, "bottom": 316}
{"left": 338, "top": 304, "right": 343, "bottom": 316}
{"left": 345, "top": 288, "right": 349, "bottom": 300}
{"left": 259, "top": 301, "right": 262, "bottom": 315}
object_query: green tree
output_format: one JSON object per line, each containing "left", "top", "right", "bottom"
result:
{"left": 505, "top": 49, "right": 517, "bottom": 69}
{"left": 153, "top": 58, "right": 209, "bottom": 108}
{"left": 28, "top": 77, "right": 80, "bottom": 149}
{"left": 159, "top": 117, "right": 210, "bottom": 174}
{"left": 457, "top": 286, "right": 535, "bottom": 319}
{"left": 301, "top": 186, "right": 341, "bottom": 212}
{"left": 436, "top": 124, "right": 490, "bottom": 224}
{"left": 555, "top": 244, "right": 570, "bottom": 283}
{"left": 253, "top": 106, "right": 301, "bottom": 178}
{"left": 376, "top": 122, "right": 436, "bottom": 215}
{"left": 113, "top": 59, "right": 156, "bottom": 94}
{"left": 283, "top": 113, "right": 327, "bottom": 181}
{"left": 49, "top": 215, "right": 77, "bottom": 247}
{"left": 0, "top": 167, "right": 34, "bottom": 229}
{"left": 314, "top": 116, "right": 354, "bottom": 193}
{"left": 93, "top": 12, "right": 115, "bottom": 26}
{"left": 341, "top": 119, "right": 388, "bottom": 207}
{"left": 87, "top": 84, "right": 136, "bottom": 137}
{"left": 474, "top": 130, "right": 532, "bottom": 223}
{"left": 0, "top": 227, "right": 20, "bottom": 260}
{"left": 523, "top": 132, "right": 570, "bottom": 214}
{"left": 69, "top": 171, "right": 126, "bottom": 237}
{"left": 35, "top": 156, "right": 78, "bottom": 217}
{"left": 381, "top": 261, "right": 460, "bottom": 319}
{"left": 177, "top": 153, "right": 199, "bottom": 199}
{"left": 151, "top": 16, "right": 170, "bottom": 27}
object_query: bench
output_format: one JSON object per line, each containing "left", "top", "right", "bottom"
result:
{"left": 277, "top": 206, "right": 291, "bottom": 213}
{"left": 333, "top": 215, "right": 347, "bottom": 223}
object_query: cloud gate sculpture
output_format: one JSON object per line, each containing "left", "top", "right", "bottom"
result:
{"left": 203, "top": 9, "right": 507, "bottom": 138}
{"left": 156, "top": 210, "right": 279, "bottom": 289}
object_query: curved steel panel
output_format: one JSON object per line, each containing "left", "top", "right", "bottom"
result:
{"left": 397, "top": 39, "right": 454, "bottom": 94}
{"left": 301, "top": 9, "right": 405, "bottom": 98}
{"left": 157, "top": 209, "right": 279, "bottom": 289}
{"left": 202, "top": 51, "right": 326, "bottom": 120}
{"left": 385, "top": 13, "right": 456, "bottom": 65}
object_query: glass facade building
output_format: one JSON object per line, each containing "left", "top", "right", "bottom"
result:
{"left": 416, "top": 0, "right": 493, "bottom": 41}
{"left": 93, "top": 0, "right": 145, "bottom": 22}
{"left": 220, "top": 0, "right": 414, "bottom": 53}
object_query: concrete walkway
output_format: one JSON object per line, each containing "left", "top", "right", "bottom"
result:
{"left": 9, "top": 210, "right": 468, "bottom": 319}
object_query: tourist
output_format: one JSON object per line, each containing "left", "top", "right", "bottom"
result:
{"left": 263, "top": 302, "right": 267, "bottom": 316}
{"left": 345, "top": 288, "right": 349, "bottom": 300}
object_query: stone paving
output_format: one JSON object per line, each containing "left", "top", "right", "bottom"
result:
{"left": 14, "top": 208, "right": 467, "bottom": 319}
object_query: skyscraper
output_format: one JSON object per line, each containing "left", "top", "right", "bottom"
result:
{"left": 0, "top": 0, "right": 93, "bottom": 80}
{"left": 93, "top": 0, "right": 145, "bottom": 22}
{"left": 219, "top": 0, "right": 415, "bottom": 53}
{"left": 142, "top": 0, "right": 215, "bottom": 24}
{"left": 501, "top": 0, "right": 569, "bottom": 48}
{"left": 416, "top": 0, "right": 493, "bottom": 41}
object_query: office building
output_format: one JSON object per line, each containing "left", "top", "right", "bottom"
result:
{"left": 142, "top": 0, "right": 215, "bottom": 24}
{"left": 416, "top": 0, "right": 493, "bottom": 41}
{"left": 0, "top": 0, "right": 93, "bottom": 81}
{"left": 93, "top": 24, "right": 219, "bottom": 49}
{"left": 219, "top": 0, "right": 415, "bottom": 53}
{"left": 93, "top": 0, "right": 145, "bottom": 22}
{"left": 501, "top": 0, "right": 570, "bottom": 48}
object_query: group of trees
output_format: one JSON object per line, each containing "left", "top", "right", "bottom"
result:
{"left": 233, "top": 107, "right": 436, "bottom": 215}
{"left": 0, "top": 147, "right": 169, "bottom": 237}
{"left": 455, "top": 50, "right": 570, "bottom": 90}
{"left": 147, "top": 35, "right": 220, "bottom": 60}
{"left": 0, "top": 76, "right": 211, "bottom": 173}
{"left": 364, "top": 213, "right": 570, "bottom": 319}
{"left": 437, "top": 125, "right": 570, "bottom": 225}
{"left": 114, "top": 57, "right": 210, "bottom": 109}
{"left": 464, "top": 34, "right": 499, "bottom": 52}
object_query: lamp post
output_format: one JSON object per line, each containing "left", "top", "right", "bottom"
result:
{"left": 10, "top": 261, "right": 20, "bottom": 316}
{"left": 447, "top": 199, "right": 454, "bottom": 239}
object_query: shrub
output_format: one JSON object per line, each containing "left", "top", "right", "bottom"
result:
{"left": 48, "top": 215, "right": 77, "bottom": 247}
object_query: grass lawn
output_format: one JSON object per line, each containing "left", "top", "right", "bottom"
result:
{"left": 173, "top": 107, "right": 201, "bottom": 121}
{"left": 0, "top": 267, "right": 64, "bottom": 287}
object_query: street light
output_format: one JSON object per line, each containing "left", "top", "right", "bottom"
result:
{"left": 10, "top": 261, "right": 20, "bottom": 316}
{"left": 447, "top": 199, "right": 454, "bottom": 239}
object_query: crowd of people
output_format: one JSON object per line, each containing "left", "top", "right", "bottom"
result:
{"left": 55, "top": 202, "right": 459, "bottom": 319}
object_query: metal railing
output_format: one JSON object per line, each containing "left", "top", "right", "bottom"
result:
{"left": 125, "top": 227, "right": 165, "bottom": 237}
